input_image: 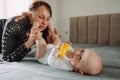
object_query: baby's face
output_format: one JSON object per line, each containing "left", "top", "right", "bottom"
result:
{"left": 69, "top": 49, "right": 103, "bottom": 75}
{"left": 69, "top": 48, "right": 86, "bottom": 73}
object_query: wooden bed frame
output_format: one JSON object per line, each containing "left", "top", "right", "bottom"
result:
{"left": 70, "top": 13, "right": 120, "bottom": 46}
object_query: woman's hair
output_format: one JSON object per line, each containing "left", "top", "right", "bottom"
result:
{"left": 42, "top": 27, "right": 49, "bottom": 43}
{"left": 29, "top": 0, "right": 52, "bottom": 17}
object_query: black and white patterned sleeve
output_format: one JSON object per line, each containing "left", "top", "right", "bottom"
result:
{"left": 2, "top": 18, "right": 31, "bottom": 62}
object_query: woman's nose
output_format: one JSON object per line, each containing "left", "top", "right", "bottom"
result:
{"left": 42, "top": 18, "right": 47, "bottom": 25}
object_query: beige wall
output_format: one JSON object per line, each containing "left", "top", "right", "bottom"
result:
{"left": 57, "top": 0, "right": 120, "bottom": 41}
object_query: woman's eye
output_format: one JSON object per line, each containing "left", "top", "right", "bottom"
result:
{"left": 47, "top": 18, "right": 50, "bottom": 21}
{"left": 39, "top": 16, "right": 43, "bottom": 19}
{"left": 82, "top": 50, "right": 84, "bottom": 52}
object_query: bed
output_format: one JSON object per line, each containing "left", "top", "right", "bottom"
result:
{"left": 0, "top": 44, "right": 120, "bottom": 80}
{"left": 0, "top": 13, "right": 120, "bottom": 80}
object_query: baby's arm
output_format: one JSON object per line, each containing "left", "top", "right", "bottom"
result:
{"left": 31, "top": 22, "right": 47, "bottom": 59}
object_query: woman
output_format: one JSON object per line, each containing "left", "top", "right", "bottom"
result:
{"left": 2, "top": 1, "right": 53, "bottom": 62}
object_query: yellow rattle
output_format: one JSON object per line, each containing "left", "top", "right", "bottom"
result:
{"left": 58, "top": 43, "right": 71, "bottom": 58}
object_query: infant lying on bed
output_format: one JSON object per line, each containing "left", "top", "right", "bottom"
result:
{"left": 29, "top": 28, "right": 103, "bottom": 75}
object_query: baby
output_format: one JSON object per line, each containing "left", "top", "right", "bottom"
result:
{"left": 31, "top": 28, "right": 103, "bottom": 75}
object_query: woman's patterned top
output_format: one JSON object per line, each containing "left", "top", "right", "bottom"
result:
{"left": 2, "top": 16, "right": 32, "bottom": 62}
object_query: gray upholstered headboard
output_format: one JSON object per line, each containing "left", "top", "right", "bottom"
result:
{"left": 70, "top": 13, "right": 120, "bottom": 46}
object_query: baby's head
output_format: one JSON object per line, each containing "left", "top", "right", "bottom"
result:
{"left": 66, "top": 48, "right": 103, "bottom": 75}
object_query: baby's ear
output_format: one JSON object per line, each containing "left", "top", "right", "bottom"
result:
{"left": 79, "top": 69, "right": 84, "bottom": 75}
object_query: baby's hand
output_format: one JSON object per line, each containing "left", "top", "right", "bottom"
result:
{"left": 48, "top": 28, "right": 61, "bottom": 45}
{"left": 33, "top": 22, "right": 40, "bottom": 28}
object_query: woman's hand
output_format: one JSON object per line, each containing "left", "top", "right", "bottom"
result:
{"left": 25, "top": 22, "right": 40, "bottom": 49}
{"left": 25, "top": 26, "right": 37, "bottom": 49}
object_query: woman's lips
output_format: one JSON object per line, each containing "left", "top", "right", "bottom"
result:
{"left": 39, "top": 26, "right": 41, "bottom": 28}
{"left": 39, "top": 26, "right": 44, "bottom": 28}
{"left": 39, "top": 26, "right": 45, "bottom": 31}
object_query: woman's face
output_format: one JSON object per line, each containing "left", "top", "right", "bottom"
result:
{"left": 32, "top": 6, "right": 51, "bottom": 31}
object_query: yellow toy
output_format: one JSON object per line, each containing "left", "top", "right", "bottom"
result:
{"left": 58, "top": 43, "right": 72, "bottom": 58}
